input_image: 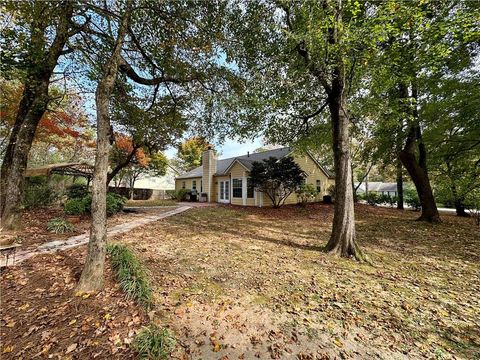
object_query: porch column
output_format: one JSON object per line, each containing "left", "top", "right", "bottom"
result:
{"left": 242, "top": 172, "right": 247, "bottom": 205}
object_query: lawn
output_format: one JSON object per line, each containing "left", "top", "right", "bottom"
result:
{"left": 1, "top": 203, "right": 478, "bottom": 359}
{"left": 125, "top": 199, "right": 178, "bottom": 207}
{"left": 108, "top": 203, "right": 479, "bottom": 359}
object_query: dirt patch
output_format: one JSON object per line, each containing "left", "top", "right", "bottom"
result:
{"left": 0, "top": 247, "right": 148, "bottom": 359}
{"left": 111, "top": 203, "right": 480, "bottom": 359}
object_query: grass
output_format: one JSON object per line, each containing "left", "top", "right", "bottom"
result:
{"left": 132, "top": 324, "right": 176, "bottom": 360}
{"left": 112, "top": 203, "right": 480, "bottom": 359}
{"left": 106, "top": 243, "right": 153, "bottom": 308}
{"left": 46, "top": 217, "right": 75, "bottom": 233}
{"left": 125, "top": 199, "right": 177, "bottom": 207}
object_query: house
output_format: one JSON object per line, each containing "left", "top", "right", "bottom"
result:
{"left": 175, "top": 146, "right": 335, "bottom": 207}
{"left": 355, "top": 182, "right": 399, "bottom": 197}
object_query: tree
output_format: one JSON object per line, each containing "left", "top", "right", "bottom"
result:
{"left": 424, "top": 75, "right": 480, "bottom": 216}
{"left": 174, "top": 137, "right": 211, "bottom": 171}
{"left": 110, "top": 135, "right": 168, "bottom": 197}
{"left": 78, "top": 0, "right": 236, "bottom": 290}
{"left": 250, "top": 156, "right": 305, "bottom": 208}
{"left": 0, "top": 78, "right": 94, "bottom": 166}
{"left": 77, "top": 0, "right": 132, "bottom": 292}
{"left": 365, "top": 0, "right": 478, "bottom": 222}
{"left": 0, "top": 0, "right": 86, "bottom": 229}
{"left": 107, "top": 88, "right": 187, "bottom": 184}
{"left": 222, "top": 1, "right": 387, "bottom": 260}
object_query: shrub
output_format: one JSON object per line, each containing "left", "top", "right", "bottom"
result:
{"left": 66, "top": 183, "right": 89, "bottom": 199}
{"left": 106, "top": 192, "right": 127, "bottom": 216}
{"left": 366, "top": 192, "right": 379, "bottom": 206}
{"left": 387, "top": 195, "right": 398, "bottom": 207}
{"left": 165, "top": 190, "right": 175, "bottom": 199}
{"left": 327, "top": 184, "right": 336, "bottom": 198}
{"left": 171, "top": 189, "right": 189, "bottom": 201}
{"left": 404, "top": 188, "right": 421, "bottom": 210}
{"left": 107, "top": 243, "right": 153, "bottom": 307}
{"left": 63, "top": 192, "right": 126, "bottom": 216}
{"left": 64, "top": 197, "right": 89, "bottom": 215}
{"left": 46, "top": 217, "right": 75, "bottom": 233}
{"left": 296, "top": 184, "right": 319, "bottom": 206}
{"left": 132, "top": 324, "right": 176, "bottom": 360}
{"left": 22, "top": 181, "right": 58, "bottom": 209}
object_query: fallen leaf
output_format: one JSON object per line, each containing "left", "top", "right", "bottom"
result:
{"left": 66, "top": 343, "right": 77, "bottom": 354}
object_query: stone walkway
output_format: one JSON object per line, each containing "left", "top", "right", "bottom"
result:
{"left": 0, "top": 205, "right": 191, "bottom": 267}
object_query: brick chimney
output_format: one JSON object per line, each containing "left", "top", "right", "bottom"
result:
{"left": 202, "top": 145, "right": 217, "bottom": 201}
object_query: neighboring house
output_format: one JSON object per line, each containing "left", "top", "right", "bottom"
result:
{"left": 175, "top": 146, "right": 335, "bottom": 207}
{"left": 110, "top": 166, "right": 177, "bottom": 200}
{"left": 133, "top": 166, "right": 177, "bottom": 190}
{"left": 355, "top": 182, "right": 399, "bottom": 197}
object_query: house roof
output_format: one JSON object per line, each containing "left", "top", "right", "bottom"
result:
{"left": 355, "top": 182, "right": 398, "bottom": 192}
{"left": 176, "top": 147, "right": 334, "bottom": 179}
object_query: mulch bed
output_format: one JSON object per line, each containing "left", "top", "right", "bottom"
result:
{"left": 0, "top": 247, "right": 147, "bottom": 359}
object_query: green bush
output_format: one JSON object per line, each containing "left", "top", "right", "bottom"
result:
{"left": 46, "top": 217, "right": 75, "bottom": 233}
{"left": 64, "top": 197, "right": 89, "bottom": 215}
{"left": 132, "top": 325, "right": 176, "bottom": 360}
{"left": 66, "top": 183, "right": 89, "bottom": 199}
{"left": 107, "top": 243, "right": 153, "bottom": 307}
{"left": 22, "top": 181, "right": 58, "bottom": 209}
{"left": 296, "top": 183, "right": 319, "bottom": 206}
{"left": 106, "top": 192, "right": 127, "bottom": 216}
{"left": 165, "top": 190, "right": 175, "bottom": 199}
{"left": 171, "top": 189, "right": 189, "bottom": 201}
{"left": 63, "top": 192, "right": 126, "bottom": 216}
{"left": 404, "top": 188, "right": 421, "bottom": 210}
{"left": 366, "top": 192, "right": 379, "bottom": 206}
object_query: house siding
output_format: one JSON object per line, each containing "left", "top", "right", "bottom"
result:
{"left": 294, "top": 154, "right": 333, "bottom": 199}
{"left": 175, "top": 177, "right": 202, "bottom": 192}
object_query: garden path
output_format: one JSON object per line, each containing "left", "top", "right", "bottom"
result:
{"left": 0, "top": 205, "right": 191, "bottom": 267}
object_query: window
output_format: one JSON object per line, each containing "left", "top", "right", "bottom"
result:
{"left": 232, "top": 178, "right": 242, "bottom": 198}
{"left": 182, "top": 181, "right": 186, "bottom": 189}
{"left": 200, "top": 180, "right": 203, "bottom": 193}
{"left": 192, "top": 180, "right": 197, "bottom": 190}
{"left": 247, "top": 178, "right": 254, "bottom": 198}
{"left": 316, "top": 180, "right": 321, "bottom": 193}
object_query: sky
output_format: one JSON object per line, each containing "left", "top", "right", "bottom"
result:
{"left": 164, "top": 137, "right": 264, "bottom": 160}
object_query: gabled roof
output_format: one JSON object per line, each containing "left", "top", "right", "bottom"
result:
{"left": 176, "top": 147, "right": 334, "bottom": 179}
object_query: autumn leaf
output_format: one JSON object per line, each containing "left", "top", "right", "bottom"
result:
{"left": 65, "top": 343, "right": 77, "bottom": 354}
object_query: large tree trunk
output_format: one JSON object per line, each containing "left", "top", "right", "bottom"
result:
{"left": 1, "top": 82, "right": 49, "bottom": 229}
{"left": 77, "top": 4, "right": 131, "bottom": 292}
{"left": 396, "top": 158, "right": 404, "bottom": 210}
{"left": 398, "top": 83, "right": 440, "bottom": 222}
{"left": 399, "top": 125, "right": 440, "bottom": 222}
{"left": 0, "top": 1, "right": 73, "bottom": 230}
{"left": 324, "top": 88, "right": 364, "bottom": 261}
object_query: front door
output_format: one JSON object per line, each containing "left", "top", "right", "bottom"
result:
{"left": 219, "top": 180, "right": 230, "bottom": 203}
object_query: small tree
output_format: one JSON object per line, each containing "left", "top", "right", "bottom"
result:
{"left": 250, "top": 156, "right": 305, "bottom": 208}
{"left": 173, "top": 137, "right": 212, "bottom": 171}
